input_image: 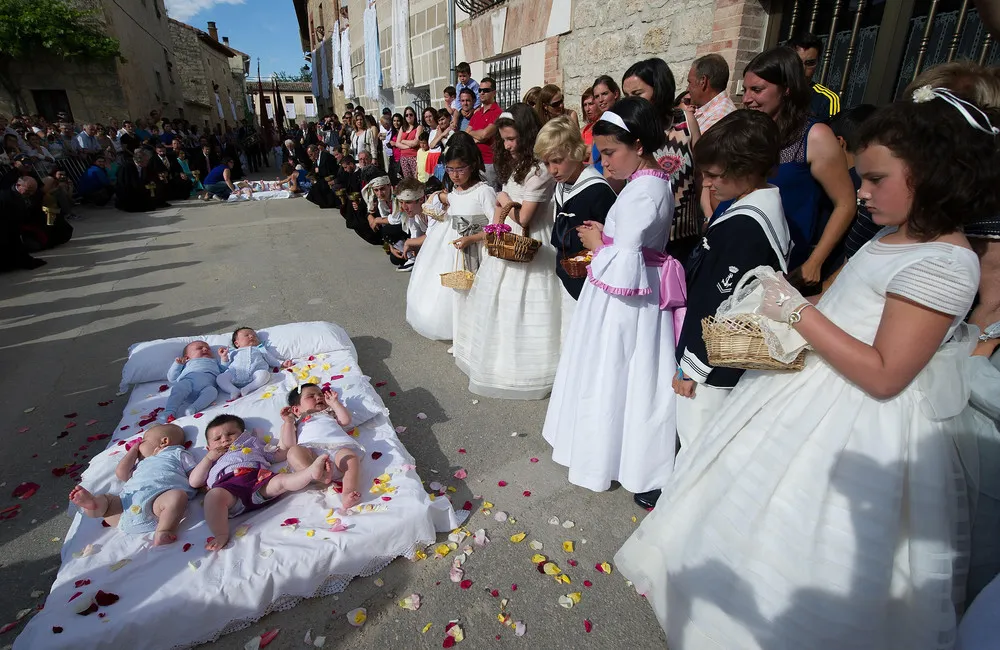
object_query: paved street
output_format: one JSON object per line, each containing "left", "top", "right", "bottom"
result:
{"left": 0, "top": 193, "right": 666, "bottom": 649}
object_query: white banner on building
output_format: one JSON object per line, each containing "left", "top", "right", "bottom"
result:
{"left": 341, "top": 26, "right": 354, "bottom": 99}
{"left": 266, "top": 103, "right": 274, "bottom": 119}
{"left": 332, "top": 19, "right": 343, "bottom": 87}
{"left": 229, "top": 96, "right": 238, "bottom": 120}
{"left": 311, "top": 47, "right": 320, "bottom": 98}
{"left": 391, "top": 0, "right": 411, "bottom": 88}
{"left": 364, "top": 1, "right": 382, "bottom": 101}
{"left": 304, "top": 102, "right": 317, "bottom": 117}
{"left": 285, "top": 103, "right": 296, "bottom": 119}
{"left": 320, "top": 36, "right": 330, "bottom": 99}
{"left": 215, "top": 93, "right": 224, "bottom": 119}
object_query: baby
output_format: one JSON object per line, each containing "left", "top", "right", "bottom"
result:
{"left": 189, "top": 414, "right": 333, "bottom": 551}
{"left": 161, "top": 341, "right": 222, "bottom": 422}
{"left": 69, "top": 424, "right": 196, "bottom": 546}
{"left": 281, "top": 383, "right": 363, "bottom": 509}
{"left": 216, "top": 327, "right": 294, "bottom": 399}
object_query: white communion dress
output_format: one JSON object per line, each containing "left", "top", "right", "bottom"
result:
{"left": 615, "top": 228, "right": 981, "bottom": 650}
{"left": 405, "top": 184, "right": 495, "bottom": 341}
{"left": 542, "top": 171, "right": 678, "bottom": 492}
{"left": 453, "top": 164, "right": 562, "bottom": 399}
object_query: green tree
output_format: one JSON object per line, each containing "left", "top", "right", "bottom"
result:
{"left": 298, "top": 64, "right": 311, "bottom": 82}
{"left": 0, "top": 0, "right": 121, "bottom": 114}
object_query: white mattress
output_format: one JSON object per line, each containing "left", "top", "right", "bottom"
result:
{"left": 16, "top": 348, "right": 464, "bottom": 649}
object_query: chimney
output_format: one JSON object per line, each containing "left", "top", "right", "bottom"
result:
{"left": 222, "top": 37, "right": 230, "bottom": 47}
{"left": 207, "top": 22, "right": 218, "bottom": 41}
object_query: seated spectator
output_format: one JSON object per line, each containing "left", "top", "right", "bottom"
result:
{"left": 203, "top": 157, "right": 237, "bottom": 200}
{"left": 134, "top": 118, "right": 151, "bottom": 141}
{"left": 76, "top": 124, "right": 103, "bottom": 155}
{"left": 119, "top": 121, "right": 142, "bottom": 158}
{"left": 0, "top": 133, "right": 20, "bottom": 164}
{"left": 77, "top": 156, "right": 115, "bottom": 206}
{"left": 115, "top": 148, "right": 157, "bottom": 212}
{"left": 23, "top": 132, "right": 57, "bottom": 175}
{"left": 160, "top": 122, "right": 177, "bottom": 145}
{"left": 59, "top": 124, "right": 82, "bottom": 158}
{"left": 0, "top": 176, "right": 46, "bottom": 271}
{"left": 96, "top": 125, "right": 115, "bottom": 155}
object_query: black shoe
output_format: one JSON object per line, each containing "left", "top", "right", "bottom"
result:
{"left": 633, "top": 489, "right": 661, "bottom": 510}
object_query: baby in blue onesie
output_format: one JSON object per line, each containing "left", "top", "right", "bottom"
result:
{"left": 69, "top": 423, "right": 197, "bottom": 546}
{"left": 216, "top": 326, "right": 294, "bottom": 399}
{"left": 160, "top": 340, "right": 223, "bottom": 422}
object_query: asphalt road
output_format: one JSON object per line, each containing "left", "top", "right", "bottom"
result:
{"left": 0, "top": 190, "right": 667, "bottom": 649}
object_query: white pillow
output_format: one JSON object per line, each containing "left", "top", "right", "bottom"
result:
{"left": 120, "top": 322, "right": 357, "bottom": 391}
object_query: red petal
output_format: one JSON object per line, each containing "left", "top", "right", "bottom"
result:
{"left": 101, "top": 520, "right": 110, "bottom": 528}
{"left": 94, "top": 590, "right": 119, "bottom": 607}
{"left": 57, "top": 431, "right": 69, "bottom": 438}
{"left": 77, "top": 603, "right": 98, "bottom": 616}
{"left": 0, "top": 622, "right": 18, "bottom": 634}
{"left": 74, "top": 579, "right": 91, "bottom": 588}
{"left": 12, "top": 482, "right": 40, "bottom": 499}
{"left": 52, "top": 626, "right": 63, "bottom": 633}
{"left": 281, "top": 518, "right": 299, "bottom": 526}
{"left": 490, "top": 589, "right": 499, "bottom": 597}
{"left": 381, "top": 496, "right": 392, "bottom": 501}
{"left": 460, "top": 579, "right": 473, "bottom": 589}
{"left": 65, "top": 422, "right": 76, "bottom": 428}
{"left": 442, "top": 637, "right": 456, "bottom": 649}
{"left": 184, "top": 441, "right": 193, "bottom": 449}
{"left": 584, "top": 619, "right": 593, "bottom": 633}
{"left": 568, "top": 560, "right": 578, "bottom": 567}
{"left": 458, "top": 448, "right": 466, "bottom": 454}
{"left": 595, "top": 563, "right": 604, "bottom": 573}
{"left": 511, "top": 584, "right": 517, "bottom": 591}
{"left": 462, "top": 501, "right": 472, "bottom": 511}
{"left": 120, "top": 425, "right": 129, "bottom": 430}
{"left": 584, "top": 580, "right": 593, "bottom": 587}
{"left": 371, "top": 451, "right": 382, "bottom": 460}
{"left": 522, "top": 491, "right": 531, "bottom": 497}
{"left": 375, "top": 381, "right": 387, "bottom": 387}
{"left": 64, "top": 413, "right": 77, "bottom": 418}
{"left": 193, "top": 413, "right": 204, "bottom": 419}
{"left": 389, "top": 391, "right": 396, "bottom": 397}
{"left": 497, "top": 481, "right": 507, "bottom": 487}
{"left": 536, "top": 561, "right": 547, "bottom": 573}
{"left": 445, "top": 622, "right": 457, "bottom": 631}
{"left": 529, "top": 457, "right": 539, "bottom": 463}
{"left": 158, "top": 385, "right": 168, "bottom": 392}
{"left": 330, "top": 374, "right": 344, "bottom": 381}
{"left": 98, "top": 612, "right": 106, "bottom": 618}
{"left": 183, "top": 543, "right": 192, "bottom": 552}
{"left": 68, "top": 592, "right": 83, "bottom": 602}
{"left": 308, "top": 356, "right": 316, "bottom": 361}
{"left": 259, "top": 629, "right": 280, "bottom": 647}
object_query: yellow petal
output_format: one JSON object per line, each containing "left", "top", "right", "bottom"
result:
{"left": 109, "top": 559, "right": 131, "bottom": 572}
{"left": 447, "top": 542, "right": 458, "bottom": 550}
{"left": 261, "top": 392, "right": 273, "bottom": 399}
{"left": 421, "top": 622, "right": 433, "bottom": 634}
{"left": 599, "top": 561, "right": 613, "bottom": 574}
{"left": 349, "top": 427, "right": 360, "bottom": 437}
{"left": 129, "top": 504, "right": 141, "bottom": 514}
{"left": 377, "top": 473, "right": 391, "bottom": 483}
{"left": 434, "top": 543, "right": 451, "bottom": 558}
{"left": 414, "top": 549, "right": 427, "bottom": 560}
{"left": 543, "top": 562, "right": 561, "bottom": 575}
{"left": 556, "top": 574, "right": 571, "bottom": 584}
{"left": 563, "top": 541, "right": 574, "bottom": 553}
{"left": 263, "top": 435, "right": 273, "bottom": 444}
{"left": 446, "top": 486, "right": 456, "bottom": 493}
{"left": 234, "top": 524, "right": 251, "bottom": 538}
{"left": 481, "top": 501, "right": 494, "bottom": 510}
{"left": 348, "top": 607, "right": 367, "bottom": 626}
{"left": 531, "top": 554, "right": 547, "bottom": 564}
{"left": 509, "top": 532, "right": 526, "bottom": 543}
{"left": 241, "top": 447, "right": 252, "bottom": 454}
{"left": 567, "top": 592, "right": 582, "bottom": 604}
{"left": 307, "top": 376, "right": 320, "bottom": 385}
{"left": 306, "top": 529, "right": 315, "bottom": 537}
{"left": 447, "top": 624, "right": 464, "bottom": 642}
{"left": 631, "top": 515, "right": 638, "bottom": 523}
{"left": 341, "top": 366, "right": 352, "bottom": 373}
{"left": 322, "top": 363, "right": 331, "bottom": 370}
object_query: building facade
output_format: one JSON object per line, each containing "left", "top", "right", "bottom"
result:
{"left": 293, "top": 0, "right": 350, "bottom": 118}
{"left": 250, "top": 80, "right": 320, "bottom": 130}
{"left": 169, "top": 20, "right": 248, "bottom": 132}
{"left": 0, "top": 0, "right": 183, "bottom": 124}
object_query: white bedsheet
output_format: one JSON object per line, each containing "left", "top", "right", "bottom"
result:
{"left": 226, "top": 189, "right": 294, "bottom": 202}
{"left": 16, "top": 348, "right": 464, "bottom": 649}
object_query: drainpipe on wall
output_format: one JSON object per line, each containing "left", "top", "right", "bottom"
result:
{"left": 447, "top": 0, "right": 456, "bottom": 84}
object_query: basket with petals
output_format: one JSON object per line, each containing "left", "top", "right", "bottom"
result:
{"left": 558, "top": 227, "right": 592, "bottom": 278}
{"left": 485, "top": 202, "right": 541, "bottom": 263}
{"left": 701, "top": 315, "right": 806, "bottom": 371}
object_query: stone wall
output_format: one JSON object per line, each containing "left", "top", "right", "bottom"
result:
{"left": 303, "top": 0, "right": 349, "bottom": 116}
{"left": 560, "top": 0, "right": 716, "bottom": 102}
{"left": 0, "top": 57, "right": 127, "bottom": 124}
{"left": 409, "top": 0, "right": 451, "bottom": 109}
{"left": 169, "top": 21, "right": 247, "bottom": 130}
{"left": 696, "top": 0, "right": 770, "bottom": 96}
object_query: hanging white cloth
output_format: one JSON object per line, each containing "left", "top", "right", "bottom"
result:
{"left": 265, "top": 102, "right": 274, "bottom": 119}
{"left": 215, "top": 93, "right": 224, "bottom": 118}
{"left": 285, "top": 102, "right": 296, "bottom": 119}
{"left": 332, "top": 19, "right": 343, "bottom": 87}
{"left": 229, "top": 96, "right": 237, "bottom": 121}
{"left": 364, "top": 1, "right": 382, "bottom": 101}
{"left": 340, "top": 26, "right": 354, "bottom": 99}
{"left": 311, "top": 46, "right": 320, "bottom": 98}
{"left": 391, "top": 0, "right": 411, "bottom": 88}
{"left": 319, "top": 36, "right": 330, "bottom": 99}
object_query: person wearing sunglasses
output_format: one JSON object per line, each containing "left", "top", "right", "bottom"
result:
{"left": 465, "top": 77, "right": 503, "bottom": 189}
{"left": 789, "top": 32, "right": 840, "bottom": 123}
{"left": 534, "top": 84, "right": 580, "bottom": 131}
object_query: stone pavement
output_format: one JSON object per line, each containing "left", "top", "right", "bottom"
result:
{"left": 0, "top": 194, "right": 666, "bottom": 649}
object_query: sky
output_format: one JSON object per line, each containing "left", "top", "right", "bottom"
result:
{"left": 164, "top": 0, "right": 308, "bottom": 79}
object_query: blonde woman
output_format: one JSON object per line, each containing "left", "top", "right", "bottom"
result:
{"left": 535, "top": 84, "right": 580, "bottom": 130}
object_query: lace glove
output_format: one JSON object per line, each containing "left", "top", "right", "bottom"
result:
{"left": 757, "top": 272, "right": 811, "bottom": 324}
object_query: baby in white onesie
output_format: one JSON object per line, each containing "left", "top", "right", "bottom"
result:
{"left": 217, "top": 327, "right": 294, "bottom": 399}
{"left": 280, "top": 383, "right": 364, "bottom": 509}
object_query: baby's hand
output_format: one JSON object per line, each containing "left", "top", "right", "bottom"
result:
{"left": 218, "top": 347, "right": 229, "bottom": 360}
{"left": 206, "top": 446, "right": 226, "bottom": 461}
{"left": 174, "top": 356, "right": 185, "bottom": 364}
{"left": 322, "top": 388, "right": 340, "bottom": 407}
{"left": 280, "top": 360, "right": 294, "bottom": 369}
{"left": 280, "top": 406, "right": 296, "bottom": 424}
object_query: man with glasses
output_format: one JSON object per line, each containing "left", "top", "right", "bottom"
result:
{"left": 465, "top": 77, "right": 502, "bottom": 189}
{"left": 789, "top": 33, "right": 840, "bottom": 122}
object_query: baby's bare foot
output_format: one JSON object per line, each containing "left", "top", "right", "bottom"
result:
{"left": 69, "top": 485, "right": 100, "bottom": 512}
{"left": 342, "top": 490, "right": 362, "bottom": 509}
{"left": 310, "top": 454, "right": 333, "bottom": 485}
{"left": 152, "top": 531, "right": 177, "bottom": 546}
{"left": 205, "top": 534, "right": 229, "bottom": 551}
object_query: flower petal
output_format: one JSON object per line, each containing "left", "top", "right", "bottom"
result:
{"left": 347, "top": 607, "right": 367, "bottom": 627}
{"left": 509, "top": 532, "right": 526, "bottom": 543}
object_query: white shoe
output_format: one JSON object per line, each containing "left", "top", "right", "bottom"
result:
{"left": 397, "top": 259, "right": 415, "bottom": 272}
{"left": 447, "top": 346, "right": 454, "bottom": 355}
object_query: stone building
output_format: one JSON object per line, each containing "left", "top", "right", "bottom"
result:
{"left": 168, "top": 20, "right": 248, "bottom": 132}
{"left": 250, "top": 80, "right": 320, "bottom": 130}
{"left": 292, "top": 0, "right": 349, "bottom": 117}
{"left": 0, "top": 0, "right": 183, "bottom": 124}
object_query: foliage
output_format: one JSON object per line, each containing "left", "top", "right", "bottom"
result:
{"left": 273, "top": 65, "right": 311, "bottom": 82}
{"left": 0, "top": 0, "right": 121, "bottom": 61}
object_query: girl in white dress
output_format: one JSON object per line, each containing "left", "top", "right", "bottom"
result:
{"left": 406, "top": 133, "right": 496, "bottom": 342}
{"left": 453, "top": 104, "right": 563, "bottom": 399}
{"left": 543, "top": 97, "right": 684, "bottom": 492}
{"left": 615, "top": 88, "right": 1000, "bottom": 649}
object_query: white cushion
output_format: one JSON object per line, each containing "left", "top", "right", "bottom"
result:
{"left": 119, "top": 321, "right": 357, "bottom": 390}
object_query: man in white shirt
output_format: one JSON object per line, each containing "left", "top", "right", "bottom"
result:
{"left": 686, "top": 54, "right": 737, "bottom": 133}
{"left": 76, "top": 124, "right": 102, "bottom": 155}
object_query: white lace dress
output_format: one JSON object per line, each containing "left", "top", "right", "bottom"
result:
{"left": 542, "top": 172, "right": 677, "bottom": 492}
{"left": 453, "top": 164, "right": 562, "bottom": 399}
{"left": 615, "top": 229, "right": 981, "bottom": 650}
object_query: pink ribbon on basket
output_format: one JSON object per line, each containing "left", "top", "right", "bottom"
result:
{"left": 598, "top": 233, "right": 686, "bottom": 344}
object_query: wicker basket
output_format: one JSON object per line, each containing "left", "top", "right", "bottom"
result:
{"left": 485, "top": 202, "right": 542, "bottom": 263}
{"left": 423, "top": 203, "right": 447, "bottom": 222}
{"left": 701, "top": 315, "right": 806, "bottom": 372}
{"left": 560, "top": 252, "right": 592, "bottom": 278}
{"left": 440, "top": 251, "right": 475, "bottom": 290}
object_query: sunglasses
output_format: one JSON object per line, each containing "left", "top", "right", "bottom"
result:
{"left": 549, "top": 99, "right": 564, "bottom": 109}
{"left": 479, "top": 87, "right": 494, "bottom": 94}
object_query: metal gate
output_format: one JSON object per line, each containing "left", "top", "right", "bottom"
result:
{"left": 488, "top": 52, "right": 521, "bottom": 111}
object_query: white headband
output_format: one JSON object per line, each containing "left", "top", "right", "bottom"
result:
{"left": 396, "top": 187, "right": 423, "bottom": 201}
{"left": 598, "top": 111, "right": 629, "bottom": 133}
{"left": 912, "top": 85, "right": 999, "bottom": 135}
{"left": 498, "top": 112, "right": 514, "bottom": 120}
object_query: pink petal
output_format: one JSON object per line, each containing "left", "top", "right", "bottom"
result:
{"left": 453, "top": 469, "right": 467, "bottom": 480}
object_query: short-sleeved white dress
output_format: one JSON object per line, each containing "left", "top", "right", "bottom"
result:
{"left": 615, "top": 228, "right": 981, "bottom": 650}
{"left": 453, "top": 164, "right": 562, "bottom": 399}
{"left": 542, "top": 171, "right": 678, "bottom": 492}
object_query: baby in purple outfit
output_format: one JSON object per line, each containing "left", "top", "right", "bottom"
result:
{"left": 188, "top": 414, "right": 332, "bottom": 551}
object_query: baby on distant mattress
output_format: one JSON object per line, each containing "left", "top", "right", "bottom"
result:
{"left": 281, "top": 383, "right": 364, "bottom": 509}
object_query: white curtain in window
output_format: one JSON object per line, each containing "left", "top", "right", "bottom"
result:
{"left": 266, "top": 103, "right": 274, "bottom": 119}
{"left": 363, "top": 1, "right": 382, "bottom": 101}
{"left": 332, "top": 20, "right": 343, "bottom": 87}
{"left": 285, "top": 102, "right": 297, "bottom": 119}
{"left": 341, "top": 25, "right": 354, "bottom": 98}
{"left": 391, "top": 0, "right": 411, "bottom": 88}
{"left": 304, "top": 102, "right": 317, "bottom": 117}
